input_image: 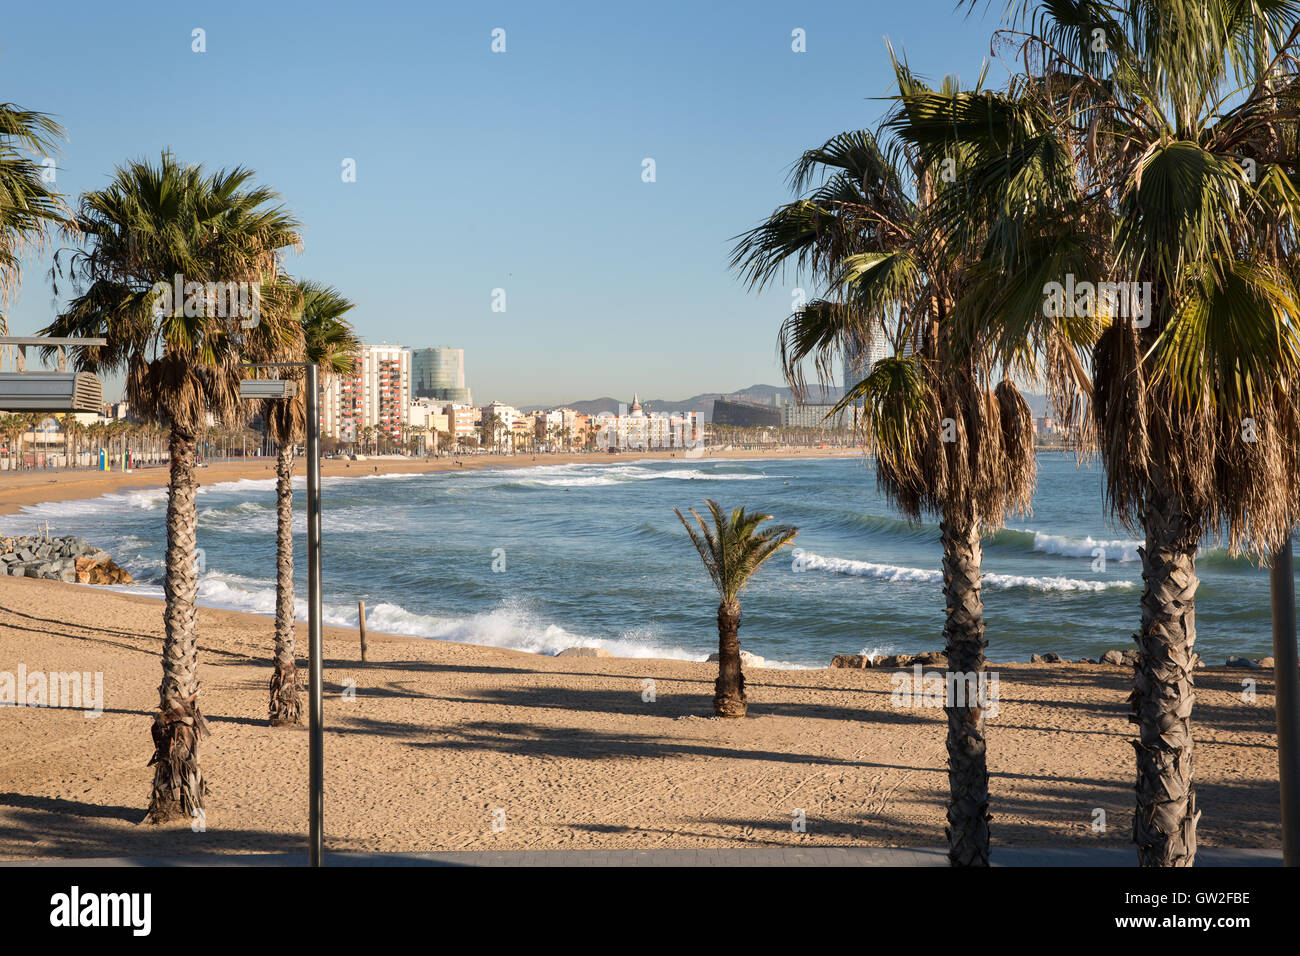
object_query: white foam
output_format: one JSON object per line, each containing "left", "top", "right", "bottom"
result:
{"left": 1028, "top": 530, "right": 1142, "bottom": 563}
{"left": 796, "top": 551, "right": 1135, "bottom": 592}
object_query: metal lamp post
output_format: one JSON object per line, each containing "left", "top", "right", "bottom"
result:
{"left": 1272, "top": 531, "right": 1300, "bottom": 866}
{"left": 241, "top": 363, "right": 323, "bottom": 867}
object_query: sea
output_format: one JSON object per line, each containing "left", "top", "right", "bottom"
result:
{"left": 0, "top": 454, "right": 1285, "bottom": 668}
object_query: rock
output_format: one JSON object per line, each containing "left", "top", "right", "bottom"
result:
{"left": 1079, "top": 658, "right": 1096, "bottom": 664}
{"left": 874, "top": 654, "right": 913, "bottom": 669}
{"left": 556, "top": 646, "right": 612, "bottom": 658}
{"left": 831, "top": 654, "right": 871, "bottom": 669}
{"left": 1042, "top": 652, "right": 1064, "bottom": 663}
{"left": 913, "top": 652, "right": 948, "bottom": 668}
{"left": 706, "top": 649, "right": 766, "bottom": 667}
{"left": 1258, "top": 657, "right": 1276, "bottom": 669}
{"left": 1030, "top": 653, "right": 1044, "bottom": 663}
{"left": 1121, "top": 649, "right": 1140, "bottom": 666}
{"left": 1100, "top": 650, "right": 1125, "bottom": 666}
{"left": 3, "top": 534, "right": 132, "bottom": 585}
{"left": 1225, "top": 655, "right": 1259, "bottom": 668}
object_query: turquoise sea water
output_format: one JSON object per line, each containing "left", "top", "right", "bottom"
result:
{"left": 0, "top": 454, "right": 1285, "bottom": 668}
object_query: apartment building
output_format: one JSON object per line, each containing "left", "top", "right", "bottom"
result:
{"left": 321, "top": 343, "right": 411, "bottom": 443}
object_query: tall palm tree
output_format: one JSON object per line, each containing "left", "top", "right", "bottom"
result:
{"left": 730, "top": 56, "right": 1095, "bottom": 864}
{"left": 1, "top": 103, "right": 67, "bottom": 347}
{"left": 954, "top": 0, "right": 1300, "bottom": 865}
{"left": 42, "top": 152, "right": 301, "bottom": 823}
{"left": 264, "top": 280, "right": 358, "bottom": 725}
{"left": 675, "top": 500, "right": 798, "bottom": 717}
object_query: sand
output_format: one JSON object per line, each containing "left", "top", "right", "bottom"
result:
{"left": 0, "top": 450, "right": 1283, "bottom": 859}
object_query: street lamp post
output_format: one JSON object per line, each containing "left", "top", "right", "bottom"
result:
{"left": 240, "top": 363, "right": 323, "bottom": 867}
{"left": 1272, "top": 531, "right": 1300, "bottom": 866}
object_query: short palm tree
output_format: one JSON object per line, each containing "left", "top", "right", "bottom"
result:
{"left": 957, "top": 0, "right": 1300, "bottom": 866}
{"left": 675, "top": 500, "right": 798, "bottom": 717}
{"left": 43, "top": 151, "right": 301, "bottom": 823}
{"left": 265, "top": 280, "right": 358, "bottom": 725}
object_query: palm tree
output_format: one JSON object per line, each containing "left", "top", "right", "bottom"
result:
{"left": 730, "top": 55, "right": 1095, "bottom": 864}
{"left": 950, "top": 0, "right": 1300, "bottom": 866}
{"left": 264, "top": 280, "right": 358, "bottom": 725}
{"left": 0, "top": 103, "right": 67, "bottom": 350}
{"left": 675, "top": 500, "right": 798, "bottom": 717}
{"left": 42, "top": 151, "right": 301, "bottom": 823}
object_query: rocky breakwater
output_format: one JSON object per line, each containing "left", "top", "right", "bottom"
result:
{"left": 0, "top": 535, "right": 133, "bottom": 585}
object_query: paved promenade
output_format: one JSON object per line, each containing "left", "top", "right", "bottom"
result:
{"left": 1, "top": 847, "right": 1282, "bottom": 866}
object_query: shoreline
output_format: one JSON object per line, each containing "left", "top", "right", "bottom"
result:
{"left": 0, "top": 446, "right": 860, "bottom": 518}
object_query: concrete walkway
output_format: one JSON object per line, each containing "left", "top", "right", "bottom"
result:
{"left": 1, "top": 847, "right": 1283, "bottom": 866}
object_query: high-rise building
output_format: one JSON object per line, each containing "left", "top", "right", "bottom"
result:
{"left": 321, "top": 343, "right": 411, "bottom": 443}
{"left": 412, "top": 347, "right": 472, "bottom": 404}
{"left": 843, "top": 332, "right": 891, "bottom": 398}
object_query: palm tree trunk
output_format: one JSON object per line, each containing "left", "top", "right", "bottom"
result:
{"left": 1132, "top": 478, "right": 1200, "bottom": 866}
{"left": 269, "top": 445, "right": 301, "bottom": 725}
{"left": 146, "top": 427, "right": 210, "bottom": 824}
{"left": 713, "top": 599, "right": 746, "bottom": 718}
{"left": 941, "top": 510, "right": 991, "bottom": 866}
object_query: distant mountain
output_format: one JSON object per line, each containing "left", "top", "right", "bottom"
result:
{"left": 526, "top": 384, "right": 844, "bottom": 422}
{"left": 527, "top": 384, "right": 1048, "bottom": 423}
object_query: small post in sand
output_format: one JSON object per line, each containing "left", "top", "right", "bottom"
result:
{"left": 358, "top": 600, "right": 368, "bottom": 662}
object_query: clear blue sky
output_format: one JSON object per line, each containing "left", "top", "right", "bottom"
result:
{"left": 3, "top": 0, "right": 1007, "bottom": 407}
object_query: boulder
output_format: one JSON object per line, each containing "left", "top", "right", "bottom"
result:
{"left": 1225, "top": 655, "right": 1259, "bottom": 668}
{"left": 556, "top": 646, "right": 612, "bottom": 658}
{"left": 874, "top": 654, "right": 913, "bottom": 669}
{"left": 706, "top": 649, "right": 766, "bottom": 667}
{"left": 913, "top": 651, "right": 948, "bottom": 668}
{"left": 1121, "top": 649, "right": 1140, "bottom": 666}
{"left": 1258, "top": 657, "right": 1276, "bottom": 669}
{"left": 1100, "top": 650, "right": 1125, "bottom": 666}
{"left": 831, "top": 654, "right": 871, "bottom": 669}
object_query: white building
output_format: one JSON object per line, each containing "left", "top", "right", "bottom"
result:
{"left": 593, "top": 395, "right": 702, "bottom": 451}
{"left": 480, "top": 401, "right": 522, "bottom": 452}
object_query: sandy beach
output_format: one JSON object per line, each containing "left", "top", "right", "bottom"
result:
{"left": 0, "top": 578, "right": 1282, "bottom": 859}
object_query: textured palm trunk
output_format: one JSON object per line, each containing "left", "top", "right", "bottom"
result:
{"left": 1132, "top": 478, "right": 1200, "bottom": 866}
{"left": 713, "top": 600, "right": 746, "bottom": 718}
{"left": 269, "top": 445, "right": 301, "bottom": 725}
{"left": 146, "top": 427, "right": 210, "bottom": 824}
{"left": 941, "top": 510, "right": 991, "bottom": 866}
